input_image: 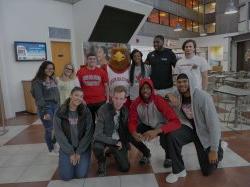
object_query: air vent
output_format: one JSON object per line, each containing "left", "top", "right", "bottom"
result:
{"left": 49, "top": 27, "right": 71, "bottom": 40}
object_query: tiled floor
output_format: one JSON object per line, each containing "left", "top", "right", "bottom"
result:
{"left": 0, "top": 113, "right": 249, "bottom": 187}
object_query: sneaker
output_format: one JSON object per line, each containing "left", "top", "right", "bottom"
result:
{"left": 163, "top": 159, "right": 172, "bottom": 168}
{"left": 97, "top": 160, "right": 107, "bottom": 177}
{"left": 48, "top": 150, "right": 59, "bottom": 156}
{"left": 139, "top": 155, "right": 150, "bottom": 165}
{"left": 165, "top": 170, "right": 187, "bottom": 183}
{"left": 221, "top": 141, "right": 228, "bottom": 152}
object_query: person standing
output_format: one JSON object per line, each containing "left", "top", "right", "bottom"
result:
{"left": 54, "top": 87, "right": 94, "bottom": 180}
{"left": 145, "top": 35, "right": 177, "bottom": 96}
{"left": 175, "top": 39, "right": 209, "bottom": 90}
{"left": 57, "top": 64, "right": 80, "bottom": 104}
{"left": 77, "top": 52, "right": 109, "bottom": 126}
{"left": 31, "top": 60, "right": 60, "bottom": 155}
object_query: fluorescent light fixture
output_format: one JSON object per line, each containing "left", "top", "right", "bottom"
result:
{"left": 224, "top": 0, "right": 238, "bottom": 14}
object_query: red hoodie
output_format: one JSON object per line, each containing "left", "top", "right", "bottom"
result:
{"left": 128, "top": 78, "right": 181, "bottom": 134}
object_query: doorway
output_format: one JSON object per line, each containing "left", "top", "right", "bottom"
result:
{"left": 51, "top": 41, "right": 72, "bottom": 76}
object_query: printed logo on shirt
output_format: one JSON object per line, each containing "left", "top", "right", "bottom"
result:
{"left": 109, "top": 77, "right": 129, "bottom": 85}
{"left": 182, "top": 104, "right": 193, "bottom": 119}
{"left": 68, "top": 117, "right": 78, "bottom": 126}
{"left": 161, "top": 58, "right": 168, "bottom": 61}
{"left": 82, "top": 75, "right": 101, "bottom": 86}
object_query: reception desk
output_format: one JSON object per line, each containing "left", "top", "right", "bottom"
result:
{"left": 22, "top": 80, "right": 37, "bottom": 114}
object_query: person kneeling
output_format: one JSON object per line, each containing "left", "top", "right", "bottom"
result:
{"left": 54, "top": 87, "right": 94, "bottom": 181}
{"left": 93, "top": 86, "right": 130, "bottom": 177}
{"left": 165, "top": 73, "right": 223, "bottom": 183}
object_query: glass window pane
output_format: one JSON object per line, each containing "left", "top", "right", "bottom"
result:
{"left": 205, "top": 22, "right": 216, "bottom": 33}
{"left": 198, "top": 5, "right": 204, "bottom": 13}
{"left": 193, "top": 0, "right": 199, "bottom": 10}
{"left": 186, "top": 19, "right": 193, "bottom": 31}
{"left": 178, "top": 17, "right": 186, "bottom": 29}
{"left": 186, "top": 0, "right": 193, "bottom": 8}
{"left": 205, "top": 2, "right": 216, "bottom": 14}
{"left": 193, "top": 21, "right": 199, "bottom": 32}
{"left": 159, "top": 11, "right": 169, "bottom": 26}
{"left": 170, "top": 14, "right": 178, "bottom": 27}
{"left": 179, "top": 0, "right": 185, "bottom": 6}
{"left": 147, "top": 9, "right": 159, "bottom": 24}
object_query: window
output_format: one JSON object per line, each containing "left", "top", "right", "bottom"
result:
{"left": 193, "top": 21, "right": 199, "bottom": 32}
{"left": 205, "top": 22, "right": 216, "bottom": 33}
{"left": 186, "top": 0, "right": 193, "bottom": 9}
{"left": 192, "top": 0, "right": 199, "bottom": 10}
{"left": 170, "top": 14, "right": 178, "bottom": 27}
{"left": 178, "top": 17, "right": 186, "bottom": 29}
{"left": 186, "top": 19, "right": 193, "bottom": 31}
{"left": 159, "top": 11, "right": 169, "bottom": 26}
{"left": 205, "top": 2, "right": 216, "bottom": 14}
{"left": 147, "top": 9, "right": 159, "bottom": 24}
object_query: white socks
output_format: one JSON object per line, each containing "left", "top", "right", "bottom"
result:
{"left": 165, "top": 169, "right": 187, "bottom": 183}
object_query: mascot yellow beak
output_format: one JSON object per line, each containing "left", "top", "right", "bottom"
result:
{"left": 112, "top": 51, "right": 125, "bottom": 62}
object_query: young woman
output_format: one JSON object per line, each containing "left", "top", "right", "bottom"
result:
{"left": 129, "top": 49, "right": 150, "bottom": 102}
{"left": 57, "top": 64, "right": 80, "bottom": 104}
{"left": 31, "top": 60, "right": 60, "bottom": 154}
{"left": 54, "top": 87, "right": 94, "bottom": 181}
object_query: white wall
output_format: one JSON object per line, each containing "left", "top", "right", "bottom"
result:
{"left": 0, "top": 0, "right": 75, "bottom": 118}
{"left": 72, "top": 0, "right": 152, "bottom": 67}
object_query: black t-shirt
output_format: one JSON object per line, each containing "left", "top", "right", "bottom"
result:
{"left": 181, "top": 95, "right": 195, "bottom": 128}
{"left": 146, "top": 48, "right": 177, "bottom": 89}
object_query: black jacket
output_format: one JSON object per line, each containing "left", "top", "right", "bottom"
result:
{"left": 54, "top": 101, "right": 94, "bottom": 154}
{"left": 94, "top": 103, "right": 130, "bottom": 149}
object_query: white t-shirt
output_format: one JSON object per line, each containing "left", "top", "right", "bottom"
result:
{"left": 107, "top": 66, "right": 130, "bottom": 96}
{"left": 175, "top": 55, "right": 210, "bottom": 89}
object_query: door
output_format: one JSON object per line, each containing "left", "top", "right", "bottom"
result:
{"left": 51, "top": 41, "right": 72, "bottom": 77}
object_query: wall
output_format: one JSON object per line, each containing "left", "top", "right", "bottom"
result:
{"left": 72, "top": 0, "right": 152, "bottom": 67}
{"left": 0, "top": 0, "right": 75, "bottom": 118}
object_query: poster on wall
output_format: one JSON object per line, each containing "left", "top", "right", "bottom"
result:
{"left": 82, "top": 42, "right": 130, "bottom": 67}
{"left": 14, "top": 41, "right": 47, "bottom": 61}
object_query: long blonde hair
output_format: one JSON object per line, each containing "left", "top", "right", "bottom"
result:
{"left": 60, "top": 63, "right": 76, "bottom": 80}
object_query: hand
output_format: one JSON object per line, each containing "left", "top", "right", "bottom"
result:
{"left": 167, "top": 94, "right": 180, "bottom": 107}
{"left": 75, "top": 154, "right": 81, "bottom": 164}
{"left": 208, "top": 150, "right": 218, "bottom": 164}
{"left": 192, "top": 64, "right": 198, "bottom": 69}
{"left": 43, "top": 114, "right": 51, "bottom": 120}
{"left": 70, "top": 154, "right": 77, "bottom": 166}
{"left": 132, "top": 132, "right": 143, "bottom": 142}
{"left": 116, "top": 141, "right": 122, "bottom": 150}
{"left": 142, "top": 129, "right": 161, "bottom": 141}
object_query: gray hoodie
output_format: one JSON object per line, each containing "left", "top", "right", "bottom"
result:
{"left": 172, "top": 73, "right": 221, "bottom": 151}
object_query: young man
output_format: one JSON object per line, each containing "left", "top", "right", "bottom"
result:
{"left": 128, "top": 78, "right": 181, "bottom": 168}
{"left": 93, "top": 86, "right": 130, "bottom": 177}
{"left": 165, "top": 73, "right": 223, "bottom": 183}
{"left": 77, "top": 53, "right": 109, "bottom": 125}
{"left": 145, "top": 35, "right": 177, "bottom": 96}
{"left": 175, "top": 39, "right": 209, "bottom": 90}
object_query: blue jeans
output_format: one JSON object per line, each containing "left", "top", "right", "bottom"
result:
{"left": 38, "top": 102, "right": 58, "bottom": 152}
{"left": 59, "top": 149, "right": 91, "bottom": 181}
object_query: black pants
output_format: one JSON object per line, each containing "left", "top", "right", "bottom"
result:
{"left": 93, "top": 142, "right": 130, "bottom": 172}
{"left": 133, "top": 123, "right": 169, "bottom": 159}
{"left": 167, "top": 125, "right": 223, "bottom": 176}
{"left": 87, "top": 101, "right": 105, "bottom": 127}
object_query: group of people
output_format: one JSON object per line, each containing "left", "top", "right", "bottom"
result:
{"left": 31, "top": 35, "right": 223, "bottom": 183}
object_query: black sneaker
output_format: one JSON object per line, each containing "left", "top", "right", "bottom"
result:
{"left": 139, "top": 155, "right": 151, "bottom": 166}
{"left": 163, "top": 159, "right": 172, "bottom": 168}
{"left": 97, "top": 160, "right": 107, "bottom": 177}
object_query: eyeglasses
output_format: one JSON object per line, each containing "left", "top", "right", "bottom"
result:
{"left": 65, "top": 68, "right": 73, "bottom": 71}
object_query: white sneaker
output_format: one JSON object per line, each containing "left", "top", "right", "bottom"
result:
{"left": 48, "top": 150, "right": 59, "bottom": 156}
{"left": 221, "top": 141, "right": 228, "bottom": 152}
{"left": 165, "top": 170, "right": 187, "bottom": 183}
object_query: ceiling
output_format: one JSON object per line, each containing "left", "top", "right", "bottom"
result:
{"left": 54, "top": 0, "right": 81, "bottom": 4}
